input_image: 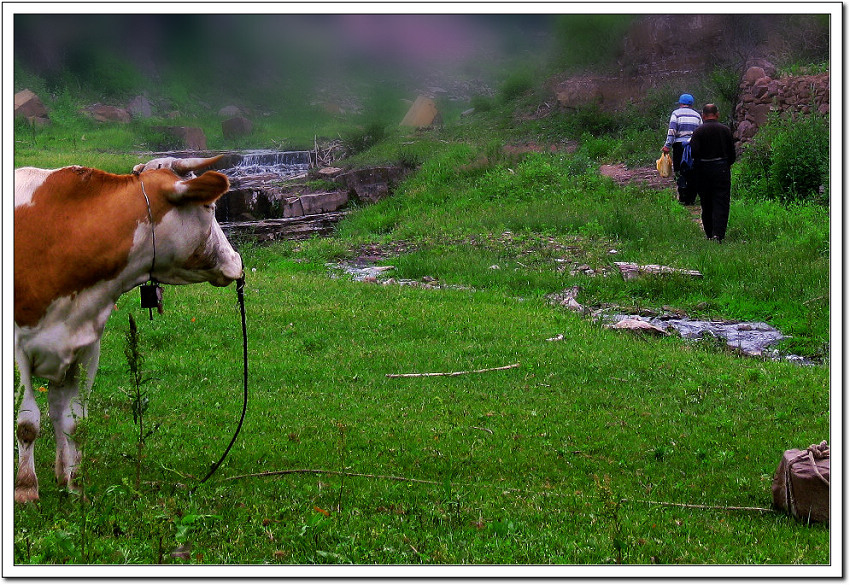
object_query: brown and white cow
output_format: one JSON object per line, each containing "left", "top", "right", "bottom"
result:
{"left": 14, "top": 162, "right": 243, "bottom": 504}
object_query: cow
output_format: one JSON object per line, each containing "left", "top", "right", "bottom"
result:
{"left": 14, "top": 161, "right": 243, "bottom": 504}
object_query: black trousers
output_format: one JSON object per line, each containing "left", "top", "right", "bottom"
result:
{"left": 695, "top": 160, "right": 731, "bottom": 240}
{"left": 672, "top": 141, "right": 697, "bottom": 204}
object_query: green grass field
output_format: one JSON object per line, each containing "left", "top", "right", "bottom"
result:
{"left": 12, "top": 141, "right": 831, "bottom": 570}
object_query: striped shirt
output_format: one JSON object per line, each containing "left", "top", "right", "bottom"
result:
{"left": 664, "top": 107, "right": 702, "bottom": 147}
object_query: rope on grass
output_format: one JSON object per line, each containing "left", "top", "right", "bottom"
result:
{"left": 625, "top": 498, "right": 774, "bottom": 514}
{"left": 225, "top": 468, "right": 446, "bottom": 486}
{"left": 224, "top": 468, "right": 776, "bottom": 514}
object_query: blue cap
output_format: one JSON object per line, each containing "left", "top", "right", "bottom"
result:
{"left": 678, "top": 93, "right": 695, "bottom": 106}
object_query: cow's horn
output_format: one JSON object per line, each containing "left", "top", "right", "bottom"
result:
{"left": 171, "top": 155, "right": 225, "bottom": 174}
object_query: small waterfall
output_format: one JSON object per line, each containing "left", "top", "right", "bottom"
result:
{"left": 223, "top": 150, "right": 312, "bottom": 181}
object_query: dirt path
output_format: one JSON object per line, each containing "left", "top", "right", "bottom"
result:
{"left": 599, "top": 164, "right": 703, "bottom": 228}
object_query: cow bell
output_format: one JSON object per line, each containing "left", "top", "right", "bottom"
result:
{"left": 140, "top": 282, "right": 164, "bottom": 319}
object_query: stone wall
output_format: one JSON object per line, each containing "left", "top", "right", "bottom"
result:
{"left": 734, "top": 65, "right": 830, "bottom": 145}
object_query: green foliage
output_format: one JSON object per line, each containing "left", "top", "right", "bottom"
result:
{"left": 470, "top": 95, "right": 494, "bottom": 113}
{"left": 552, "top": 15, "right": 636, "bottom": 72}
{"left": 707, "top": 66, "right": 741, "bottom": 122}
{"left": 341, "top": 121, "right": 388, "bottom": 157}
{"left": 734, "top": 111, "right": 829, "bottom": 203}
{"left": 499, "top": 71, "right": 535, "bottom": 103}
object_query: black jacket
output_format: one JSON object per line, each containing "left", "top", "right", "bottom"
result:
{"left": 690, "top": 120, "right": 736, "bottom": 166}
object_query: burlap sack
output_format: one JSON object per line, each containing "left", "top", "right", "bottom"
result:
{"left": 771, "top": 441, "right": 830, "bottom": 523}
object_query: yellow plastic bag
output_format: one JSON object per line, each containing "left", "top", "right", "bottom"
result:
{"left": 656, "top": 152, "right": 673, "bottom": 178}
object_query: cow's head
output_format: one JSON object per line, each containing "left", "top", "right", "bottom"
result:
{"left": 141, "top": 168, "right": 242, "bottom": 287}
{"left": 133, "top": 154, "right": 225, "bottom": 177}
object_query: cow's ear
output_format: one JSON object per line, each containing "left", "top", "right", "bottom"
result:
{"left": 166, "top": 171, "right": 230, "bottom": 206}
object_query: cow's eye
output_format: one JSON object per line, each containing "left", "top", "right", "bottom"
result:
{"left": 204, "top": 204, "right": 215, "bottom": 210}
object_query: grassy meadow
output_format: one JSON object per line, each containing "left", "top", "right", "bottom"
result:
{"left": 11, "top": 36, "right": 832, "bottom": 569}
{"left": 12, "top": 134, "right": 831, "bottom": 569}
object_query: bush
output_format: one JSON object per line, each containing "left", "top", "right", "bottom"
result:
{"left": 341, "top": 121, "right": 387, "bottom": 156}
{"left": 500, "top": 72, "right": 534, "bottom": 103}
{"left": 734, "top": 111, "right": 829, "bottom": 204}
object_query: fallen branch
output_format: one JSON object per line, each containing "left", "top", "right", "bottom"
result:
{"left": 386, "top": 363, "right": 520, "bottom": 378}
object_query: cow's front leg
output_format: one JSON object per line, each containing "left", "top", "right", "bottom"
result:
{"left": 15, "top": 361, "right": 41, "bottom": 504}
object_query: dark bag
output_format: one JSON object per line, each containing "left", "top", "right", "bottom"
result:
{"left": 680, "top": 141, "right": 693, "bottom": 171}
{"left": 771, "top": 441, "right": 830, "bottom": 523}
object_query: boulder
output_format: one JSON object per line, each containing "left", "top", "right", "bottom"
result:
{"left": 336, "top": 166, "right": 408, "bottom": 204}
{"left": 742, "top": 66, "right": 767, "bottom": 86}
{"left": 745, "top": 58, "right": 776, "bottom": 78}
{"left": 400, "top": 96, "right": 441, "bottom": 128}
{"left": 222, "top": 116, "right": 253, "bottom": 140}
{"left": 14, "top": 89, "right": 49, "bottom": 124}
{"left": 153, "top": 126, "right": 207, "bottom": 150}
{"left": 299, "top": 191, "right": 349, "bottom": 215}
{"left": 84, "top": 104, "right": 131, "bottom": 123}
{"left": 127, "top": 95, "right": 153, "bottom": 119}
{"left": 218, "top": 105, "right": 243, "bottom": 118}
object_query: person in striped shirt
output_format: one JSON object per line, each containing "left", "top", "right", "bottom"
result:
{"left": 661, "top": 93, "right": 702, "bottom": 204}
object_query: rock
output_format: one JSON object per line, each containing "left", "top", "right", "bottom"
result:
{"left": 83, "top": 104, "right": 131, "bottom": 123}
{"left": 153, "top": 126, "right": 207, "bottom": 150}
{"left": 747, "top": 103, "right": 772, "bottom": 127}
{"left": 336, "top": 166, "right": 408, "bottom": 204}
{"left": 127, "top": 95, "right": 153, "bottom": 119}
{"left": 752, "top": 78, "right": 772, "bottom": 99}
{"left": 14, "top": 89, "right": 49, "bottom": 124}
{"left": 608, "top": 318, "right": 670, "bottom": 336}
{"left": 299, "top": 191, "right": 349, "bottom": 215}
{"left": 745, "top": 58, "right": 776, "bottom": 77}
{"left": 614, "top": 262, "right": 702, "bottom": 281}
{"left": 317, "top": 167, "right": 344, "bottom": 178}
{"left": 734, "top": 120, "right": 757, "bottom": 141}
{"left": 743, "top": 66, "right": 767, "bottom": 85}
{"left": 400, "top": 96, "right": 441, "bottom": 128}
{"left": 218, "top": 105, "right": 243, "bottom": 118}
{"left": 222, "top": 116, "right": 253, "bottom": 140}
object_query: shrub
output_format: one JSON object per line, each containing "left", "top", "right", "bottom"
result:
{"left": 470, "top": 95, "right": 494, "bottom": 113}
{"left": 734, "top": 111, "right": 829, "bottom": 204}
{"left": 500, "top": 71, "right": 534, "bottom": 103}
{"left": 341, "top": 121, "right": 387, "bottom": 156}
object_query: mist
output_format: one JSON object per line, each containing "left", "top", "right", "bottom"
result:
{"left": 14, "top": 14, "right": 554, "bottom": 107}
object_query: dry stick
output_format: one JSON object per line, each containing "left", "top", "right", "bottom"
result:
{"left": 386, "top": 363, "right": 520, "bottom": 379}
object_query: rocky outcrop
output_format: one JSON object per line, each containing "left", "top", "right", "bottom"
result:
{"left": 83, "top": 104, "right": 131, "bottom": 123}
{"left": 336, "top": 166, "right": 410, "bottom": 204}
{"left": 734, "top": 65, "right": 829, "bottom": 144}
{"left": 127, "top": 95, "right": 153, "bottom": 119}
{"left": 14, "top": 89, "right": 49, "bottom": 125}
{"left": 153, "top": 126, "right": 207, "bottom": 150}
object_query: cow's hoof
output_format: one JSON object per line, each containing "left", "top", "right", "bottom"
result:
{"left": 14, "top": 486, "right": 40, "bottom": 504}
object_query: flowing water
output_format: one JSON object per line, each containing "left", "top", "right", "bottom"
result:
{"left": 221, "top": 150, "right": 312, "bottom": 182}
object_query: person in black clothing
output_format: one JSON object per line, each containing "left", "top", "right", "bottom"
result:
{"left": 689, "top": 104, "right": 736, "bottom": 242}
